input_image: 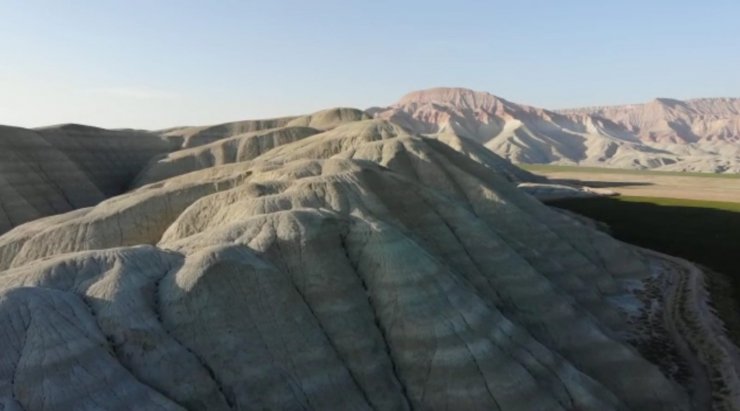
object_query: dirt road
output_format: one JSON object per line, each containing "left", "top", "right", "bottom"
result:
{"left": 641, "top": 248, "right": 740, "bottom": 410}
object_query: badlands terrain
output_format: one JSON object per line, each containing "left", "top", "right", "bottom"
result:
{"left": 372, "top": 87, "right": 740, "bottom": 173}
{"left": 0, "top": 98, "right": 739, "bottom": 410}
{"left": 0, "top": 124, "right": 171, "bottom": 233}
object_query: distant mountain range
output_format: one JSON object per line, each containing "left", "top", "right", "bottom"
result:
{"left": 370, "top": 88, "right": 740, "bottom": 173}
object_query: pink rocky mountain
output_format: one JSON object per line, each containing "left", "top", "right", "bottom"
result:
{"left": 371, "top": 88, "right": 740, "bottom": 173}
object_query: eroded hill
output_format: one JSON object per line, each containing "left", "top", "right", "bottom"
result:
{"left": 0, "top": 124, "right": 172, "bottom": 233}
{"left": 1, "top": 110, "right": 738, "bottom": 410}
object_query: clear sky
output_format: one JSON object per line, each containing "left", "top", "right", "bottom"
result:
{"left": 1, "top": 0, "right": 739, "bottom": 129}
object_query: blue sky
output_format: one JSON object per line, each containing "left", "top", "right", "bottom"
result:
{"left": 1, "top": 0, "right": 739, "bottom": 129}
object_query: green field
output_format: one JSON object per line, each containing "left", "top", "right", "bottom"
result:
{"left": 547, "top": 195, "right": 740, "bottom": 341}
{"left": 519, "top": 164, "right": 740, "bottom": 179}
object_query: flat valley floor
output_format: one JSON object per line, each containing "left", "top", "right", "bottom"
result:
{"left": 521, "top": 165, "right": 740, "bottom": 203}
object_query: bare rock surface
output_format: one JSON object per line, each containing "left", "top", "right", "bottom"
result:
{"left": 284, "top": 107, "right": 371, "bottom": 130}
{"left": 133, "top": 126, "right": 321, "bottom": 187}
{"left": 136, "top": 118, "right": 539, "bottom": 190}
{"left": 2, "top": 113, "right": 738, "bottom": 410}
{"left": 373, "top": 87, "right": 740, "bottom": 173}
{"left": 159, "top": 107, "right": 369, "bottom": 149}
{"left": 158, "top": 116, "right": 297, "bottom": 149}
{"left": 0, "top": 108, "right": 374, "bottom": 235}
{"left": 0, "top": 124, "right": 172, "bottom": 234}
{"left": 562, "top": 97, "right": 740, "bottom": 145}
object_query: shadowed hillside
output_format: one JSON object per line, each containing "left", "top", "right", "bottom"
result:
{"left": 548, "top": 196, "right": 740, "bottom": 344}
